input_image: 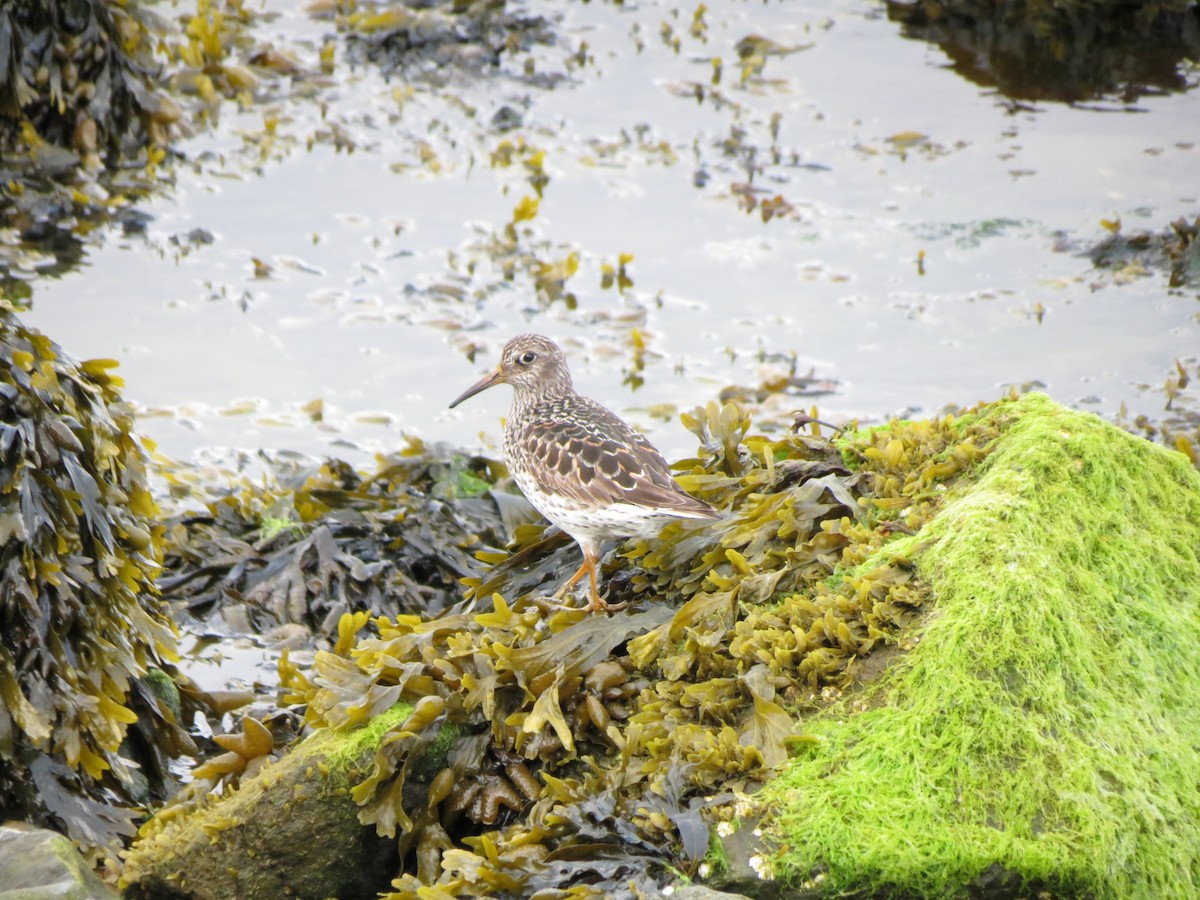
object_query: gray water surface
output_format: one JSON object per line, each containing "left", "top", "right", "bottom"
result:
{"left": 25, "top": 0, "right": 1200, "bottom": 464}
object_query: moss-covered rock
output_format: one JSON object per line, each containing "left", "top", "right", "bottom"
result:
{"left": 745, "top": 392, "right": 1200, "bottom": 897}
{"left": 120, "top": 702, "right": 416, "bottom": 900}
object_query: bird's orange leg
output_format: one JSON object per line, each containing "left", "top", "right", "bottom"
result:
{"left": 551, "top": 557, "right": 592, "bottom": 600}
{"left": 550, "top": 550, "right": 625, "bottom": 613}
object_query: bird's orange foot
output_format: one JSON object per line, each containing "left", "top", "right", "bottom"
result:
{"left": 583, "top": 593, "right": 626, "bottom": 614}
{"left": 536, "top": 592, "right": 626, "bottom": 615}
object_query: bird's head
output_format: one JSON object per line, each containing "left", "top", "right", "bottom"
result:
{"left": 449, "top": 333, "right": 572, "bottom": 408}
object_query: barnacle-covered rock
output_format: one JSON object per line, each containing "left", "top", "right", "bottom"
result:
{"left": 0, "top": 310, "right": 180, "bottom": 852}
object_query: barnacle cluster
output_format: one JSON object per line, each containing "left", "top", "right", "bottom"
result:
{"left": 275, "top": 395, "right": 1019, "bottom": 895}
{"left": 0, "top": 310, "right": 181, "bottom": 852}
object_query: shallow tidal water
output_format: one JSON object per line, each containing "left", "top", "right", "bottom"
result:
{"left": 23, "top": 0, "right": 1200, "bottom": 469}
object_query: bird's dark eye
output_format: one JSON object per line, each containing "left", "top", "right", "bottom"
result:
{"left": 518, "top": 351, "right": 537, "bottom": 365}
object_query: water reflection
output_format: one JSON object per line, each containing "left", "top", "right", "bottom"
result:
{"left": 886, "top": 0, "right": 1200, "bottom": 104}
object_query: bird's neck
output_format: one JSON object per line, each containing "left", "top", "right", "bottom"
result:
{"left": 511, "top": 385, "right": 573, "bottom": 418}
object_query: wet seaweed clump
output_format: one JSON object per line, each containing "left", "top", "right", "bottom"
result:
{"left": 885, "top": 0, "right": 1200, "bottom": 104}
{"left": 275, "top": 395, "right": 1021, "bottom": 896}
{"left": 333, "top": 0, "right": 558, "bottom": 84}
{"left": 1085, "top": 214, "right": 1200, "bottom": 291}
{"left": 0, "top": 0, "right": 175, "bottom": 168}
{"left": 0, "top": 309, "right": 185, "bottom": 854}
{"left": 0, "top": 0, "right": 182, "bottom": 294}
{"left": 156, "top": 442, "right": 515, "bottom": 635}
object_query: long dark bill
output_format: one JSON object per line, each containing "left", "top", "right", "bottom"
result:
{"left": 448, "top": 366, "right": 504, "bottom": 408}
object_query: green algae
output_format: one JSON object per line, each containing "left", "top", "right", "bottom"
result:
{"left": 760, "top": 392, "right": 1200, "bottom": 896}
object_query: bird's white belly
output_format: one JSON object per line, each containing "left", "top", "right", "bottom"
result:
{"left": 510, "top": 470, "right": 670, "bottom": 544}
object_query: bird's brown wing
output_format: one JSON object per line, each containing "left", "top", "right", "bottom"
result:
{"left": 521, "top": 400, "right": 719, "bottom": 517}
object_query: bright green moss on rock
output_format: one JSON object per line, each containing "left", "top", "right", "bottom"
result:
{"left": 758, "top": 393, "right": 1200, "bottom": 896}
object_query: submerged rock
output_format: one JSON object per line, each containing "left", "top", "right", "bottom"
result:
{"left": 0, "top": 821, "right": 119, "bottom": 900}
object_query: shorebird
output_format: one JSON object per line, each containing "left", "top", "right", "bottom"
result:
{"left": 449, "top": 334, "right": 721, "bottom": 612}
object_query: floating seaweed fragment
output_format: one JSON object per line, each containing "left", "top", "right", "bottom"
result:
{"left": 1116, "top": 356, "right": 1200, "bottom": 473}
{"left": 1084, "top": 214, "right": 1200, "bottom": 291}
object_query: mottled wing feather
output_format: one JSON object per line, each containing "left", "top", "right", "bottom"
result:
{"left": 520, "top": 398, "right": 718, "bottom": 517}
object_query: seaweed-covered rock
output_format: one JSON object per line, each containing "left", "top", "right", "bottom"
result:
{"left": 136, "top": 394, "right": 1183, "bottom": 898}
{"left": 121, "top": 703, "right": 411, "bottom": 900}
{"left": 0, "top": 309, "right": 181, "bottom": 852}
{"left": 750, "top": 393, "right": 1200, "bottom": 897}
{"left": 164, "top": 396, "right": 1009, "bottom": 897}
{"left": 0, "top": 0, "right": 173, "bottom": 166}
{"left": 1085, "top": 214, "right": 1200, "bottom": 291}
{"left": 335, "top": 0, "right": 557, "bottom": 84}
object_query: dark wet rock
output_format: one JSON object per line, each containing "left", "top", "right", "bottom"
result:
{"left": 490, "top": 104, "right": 524, "bottom": 132}
{"left": 0, "top": 821, "right": 119, "bottom": 900}
{"left": 886, "top": 0, "right": 1200, "bottom": 104}
{"left": 116, "top": 207, "right": 154, "bottom": 237}
{"left": 168, "top": 227, "right": 215, "bottom": 250}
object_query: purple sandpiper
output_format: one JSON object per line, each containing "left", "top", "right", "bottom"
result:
{"left": 450, "top": 334, "right": 720, "bottom": 613}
